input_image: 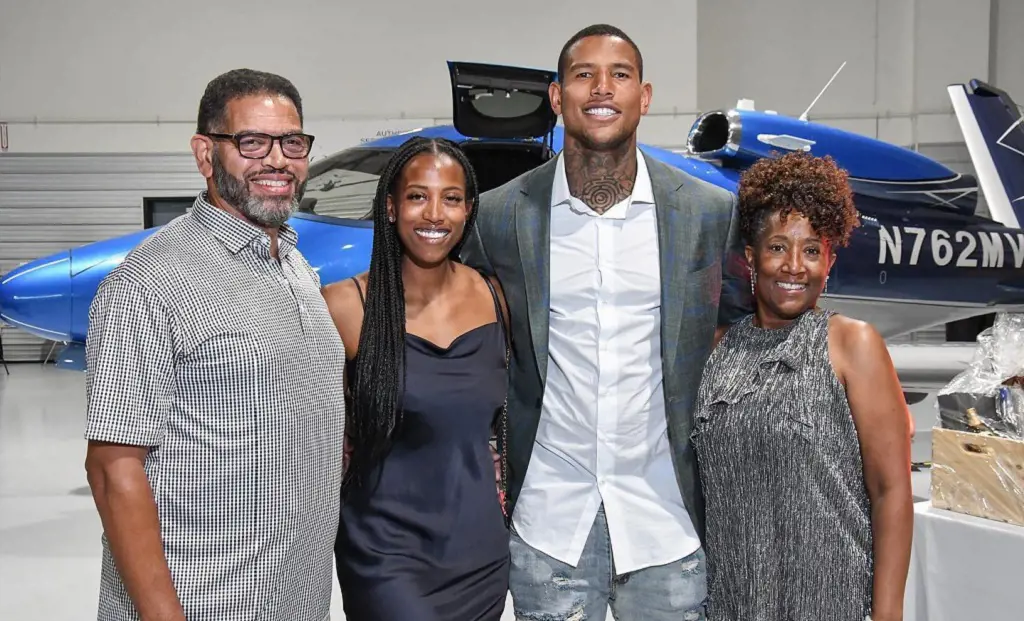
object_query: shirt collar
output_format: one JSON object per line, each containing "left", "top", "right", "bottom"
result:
{"left": 551, "top": 147, "right": 655, "bottom": 216}
{"left": 190, "top": 191, "right": 298, "bottom": 259}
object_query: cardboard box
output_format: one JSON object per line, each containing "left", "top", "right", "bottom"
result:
{"left": 930, "top": 427, "right": 1024, "bottom": 527}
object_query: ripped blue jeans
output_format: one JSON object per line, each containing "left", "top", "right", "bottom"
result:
{"left": 509, "top": 504, "right": 707, "bottom": 621}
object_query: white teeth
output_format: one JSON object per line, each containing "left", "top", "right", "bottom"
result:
{"left": 415, "top": 229, "right": 448, "bottom": 239}
{"left": 777, "top": 282, "right": 806, "bottom": 291}
{"left": 586, "top": 107, "right": 617, "bottom": 116}
{"left": 254, "top": 179, "right": 288, "bottom": 187}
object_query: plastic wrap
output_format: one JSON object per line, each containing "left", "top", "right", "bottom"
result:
{"left": 936, "top": 313, "right": 1024, "bottom": 439}
{"left": 930, "top": 313, "right": 1024, "bottom": 527}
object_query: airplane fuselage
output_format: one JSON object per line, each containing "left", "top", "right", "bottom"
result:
{"left": 3, "top": 68, "right": 1023, "bottom": 375}
{"left": 823, "top": 193, "right": 1024, "bottom": 336}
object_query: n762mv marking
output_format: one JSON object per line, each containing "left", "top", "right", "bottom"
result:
{"left": 877, "top": 225, "right": 1024, "bottom": 268}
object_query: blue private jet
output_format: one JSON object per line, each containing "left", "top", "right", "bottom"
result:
{"left": 2, "top": 62, "right": 1023, "bottom": 397}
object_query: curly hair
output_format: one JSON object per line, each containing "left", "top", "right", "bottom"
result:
{"left": 737, "top": 152, "right": 860, "bottom": 249}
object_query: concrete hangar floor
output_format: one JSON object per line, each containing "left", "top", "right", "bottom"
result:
{"left": 0, "top": 363, "right": 935, "bottom": 620}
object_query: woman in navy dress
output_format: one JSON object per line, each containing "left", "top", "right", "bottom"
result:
{"left": 322, "top": 137, "right": 511, "bottom": 620}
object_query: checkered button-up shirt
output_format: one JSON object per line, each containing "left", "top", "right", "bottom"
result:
{"left": 85, "top": 193, "right": 346, "bottom": 621}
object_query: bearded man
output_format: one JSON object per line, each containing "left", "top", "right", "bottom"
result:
{"left": 83, "top": 69, "right": 347, "bottom": 621}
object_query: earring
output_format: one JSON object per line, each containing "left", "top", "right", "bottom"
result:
{"left": 824, "top": 276, "right": 829, "bottom": 294}
{"left": 750, "top": 272, "right": 756, "bottom": 295}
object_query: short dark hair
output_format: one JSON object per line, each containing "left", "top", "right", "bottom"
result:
{"left": 737, "top": 152, "right": 861, "bottom": 249}
{"left": 196, "top": 68, "right": 303, "bottom": 134}
{"left": 557, "top": 24, "right": 643, "bottom": 82}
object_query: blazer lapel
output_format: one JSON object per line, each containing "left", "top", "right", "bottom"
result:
{"left": 514, "top": 153, "right": 697, "bottom": 384}
{"left": 648, "top": 153, "right": 695, "bottom": 375}
{"left": 516, "top": 159, "right": 556, "bottom": 383}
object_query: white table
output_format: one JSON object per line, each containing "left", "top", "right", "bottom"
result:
{"left": 904, "top": 501, "right": 1024, "bottom": 621}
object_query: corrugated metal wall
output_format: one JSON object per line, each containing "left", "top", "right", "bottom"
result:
{"left": 0, "top": 153, "right": 202, "bottom": 362}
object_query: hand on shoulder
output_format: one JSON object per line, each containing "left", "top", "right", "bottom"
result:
{"left": 712, "top": 324, "right": 730, "bottom": 349}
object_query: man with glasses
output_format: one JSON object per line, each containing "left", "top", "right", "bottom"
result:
{"left": 83, "top": 68, "right": 347, "bottom": 621}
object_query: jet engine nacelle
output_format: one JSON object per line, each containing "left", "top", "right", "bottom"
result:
{"left": 685, "top": 108, "right": 810, "bottom": 165}
{"left": 684, "top": 107, "right": 955, "bottom": 183}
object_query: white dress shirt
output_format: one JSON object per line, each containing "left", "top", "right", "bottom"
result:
{"left": 511, "top": 150, "right": 702, "bottom": 574}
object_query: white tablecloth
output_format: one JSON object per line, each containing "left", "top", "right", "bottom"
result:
{"left": 904, "top": 501, "right": 1024, "bottom": 621}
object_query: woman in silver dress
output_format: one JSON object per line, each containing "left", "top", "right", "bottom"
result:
{"left": 692, "top": 152, "right": 914, "bottom": 621}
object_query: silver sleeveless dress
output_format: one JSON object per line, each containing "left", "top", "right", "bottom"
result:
{"left": 691, "top": 308, "right": 873, "bottom": 621}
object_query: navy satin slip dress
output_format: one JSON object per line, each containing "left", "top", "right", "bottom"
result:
{"left": 334, "top": 272, "right": 511, "bottom": 620}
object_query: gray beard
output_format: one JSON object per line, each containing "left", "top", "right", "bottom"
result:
{"left": 212, "top": 150, "right": 306, "bottom": 228}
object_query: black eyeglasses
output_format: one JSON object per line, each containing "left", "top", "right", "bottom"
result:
{"left": 202, "top": 131, "right": 315, "bottom": 159}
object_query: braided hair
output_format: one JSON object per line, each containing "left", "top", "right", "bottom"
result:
{"left": 344, "top": 136, "right": 481, "bottom": 491}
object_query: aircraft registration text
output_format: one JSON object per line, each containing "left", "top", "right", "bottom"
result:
{"left": 877, "top": 225, "right": 1024, "bottom": 268}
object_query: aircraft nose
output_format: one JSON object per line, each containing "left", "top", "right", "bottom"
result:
{"left": 0, "top": 251, "right": 73, "bottom": 342}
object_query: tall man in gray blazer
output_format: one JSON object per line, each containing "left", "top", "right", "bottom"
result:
{"left": 461, "top": 24, "right": 753, "bottom": 620}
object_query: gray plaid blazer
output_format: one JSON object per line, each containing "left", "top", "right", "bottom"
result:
{"left": 460, "top": 149, "right": 753, "bottom": 543}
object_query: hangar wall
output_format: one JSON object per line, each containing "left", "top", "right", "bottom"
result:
{"left": 0, "top": 0, "right": 700, "bottom": 155}
{"left": 1, "top": 0, "right": 1020, "bottom": 360}
{"left": 697, "top": 0, "right": 1020, "bottom": 147}
{"left": 4, "top": 0, "right": 1018, "bottom": 155}
{"left": 0, "top": 154, "right": 205, "bottom": 361}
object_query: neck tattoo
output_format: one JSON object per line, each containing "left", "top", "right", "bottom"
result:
{"left": 563, "top": 142, "right": 637, "bottom": 215}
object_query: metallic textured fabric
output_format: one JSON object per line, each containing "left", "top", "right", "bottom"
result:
{"left": 692, "top": 308, "right": 873, "bottom": 621}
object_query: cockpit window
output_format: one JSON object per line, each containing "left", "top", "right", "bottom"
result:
{"left": 301, "top": 147, "right": 396, "bottom": 220}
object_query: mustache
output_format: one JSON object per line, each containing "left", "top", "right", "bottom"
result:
{"left": 245, "top": 168, "right": 298, "bottom": 181}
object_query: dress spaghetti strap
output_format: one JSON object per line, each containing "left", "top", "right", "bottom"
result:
{"left": 478, "top": 273, "right": 508, "bottom": 349}
{"left": 350, "top": 276, "right": 365, "bottom": 308}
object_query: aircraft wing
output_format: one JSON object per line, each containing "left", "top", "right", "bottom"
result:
{"left": 887, "top": 343, "right": 977, "bottom": 392}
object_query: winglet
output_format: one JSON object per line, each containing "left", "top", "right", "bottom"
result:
{"left": 948, "top": 80, "right": 1024, "bottom": 229}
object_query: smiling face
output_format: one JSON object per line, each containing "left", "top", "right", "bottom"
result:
{"left": 746, "top": 210, "right": 836, "bottom": 327}
{"left": 191, "top": 93, "right": 309, "bottom": 228}
{"left": 550, "top": 34, "right": 652, "bottom": 152}
{"left": 387, "top": 152, "right": 472, "bottom": 268}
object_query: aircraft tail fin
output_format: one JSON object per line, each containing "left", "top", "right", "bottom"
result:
{"left": 948, "top": 80, "right": 1024, "bottom": 229}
